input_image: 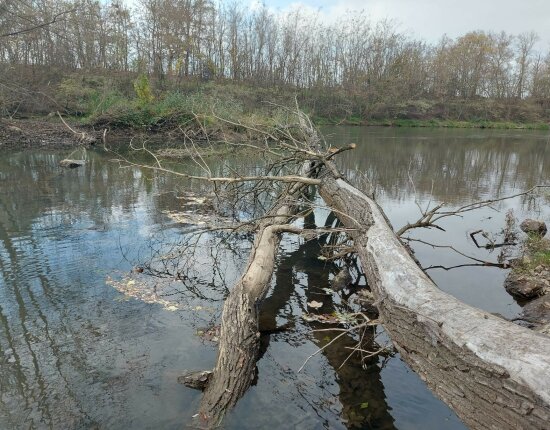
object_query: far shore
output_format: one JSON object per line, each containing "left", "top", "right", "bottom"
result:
{"left": 1, "top": 115, "right": 548, "bottom": 151}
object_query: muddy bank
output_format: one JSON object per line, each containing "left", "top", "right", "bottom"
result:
{"left": 0, "top": 117, "right": 180, "bottom": 149}
{"left": 0, "top": 118, "right": 103, "bottom": 149}
{"left": 0, "top": 116, "right": 265, "bottom": 152}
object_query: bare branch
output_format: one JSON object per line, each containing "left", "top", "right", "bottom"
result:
{"left": 113, "top": 156, "right": 322, "bottom": 185}
{"left": 401, "top": 236, "right": 507, "bottom": 268}
{"left": 397, "top": 185, "right": 550, "bottom": 236}
{"left": 1, "top": 8, "right": 76, "bottom": 37}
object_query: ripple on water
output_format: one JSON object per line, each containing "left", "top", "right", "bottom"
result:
{"left": 4, "top": 131, "right": 547, "bottom": 429}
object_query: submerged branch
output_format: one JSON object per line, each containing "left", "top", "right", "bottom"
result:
{"left": 401, "top": 236, "right": 508, "bottom": 268}
{"left": 396, "top": 184, "right": 550, "bottom": 237}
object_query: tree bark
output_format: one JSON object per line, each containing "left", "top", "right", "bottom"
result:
{"left": 318, "top": 175, "right": 550, "bottom": 430}
{"left": 194, "top": 174, "right": 312, "bottom": 427}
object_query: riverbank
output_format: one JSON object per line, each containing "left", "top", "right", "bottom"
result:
{"left": 0, "top": 118, "right": 96, "bottom": 149}
{"left": 505, "top": 222, "right": 550, "bottom": 334}
{"left": 3, "top": 71, "right": 550, "bottom": 142}
{"left": 3, "top": 113, "right": 549, "bottom": 151}
{"left": 0, "top": 116, "right": 282, "bottom": 150}
{"left": 316, "top": 117, "right": 550, "bottom": 130}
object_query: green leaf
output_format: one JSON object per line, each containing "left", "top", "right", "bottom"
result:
{"left": 360, "top": 402, "right": 369, "bottom": 409}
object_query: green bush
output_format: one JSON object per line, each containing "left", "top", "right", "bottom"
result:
{"left": 133, "top": 74, "right": 154, "bottom": 104}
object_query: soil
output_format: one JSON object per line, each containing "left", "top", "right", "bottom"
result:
{"left": 0, "top": 117, "right": 253, "bottom": 152}
{"left": 0, "top": 118, "right": 103, "bottom": 149}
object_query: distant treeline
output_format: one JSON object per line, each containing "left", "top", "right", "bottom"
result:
{"left": 1, "top": 0, "right": 550, "bottom": 123}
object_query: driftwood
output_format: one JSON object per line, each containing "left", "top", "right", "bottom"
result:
{"left": 318, "top": 174, "right": 550, "bottom": 430}
{"left": 56, "top": 111, "right": 98, "bottom": 145}
{"left": 193, "top": 166, "right": 313, "bottom": 427}
{"left": 59, "top": 159, "right": 85, "bottom": 168}
{"left": 144, "top": 109, "right": 550, "bottom": 429}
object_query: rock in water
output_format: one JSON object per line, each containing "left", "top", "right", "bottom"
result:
{"left": 504, "top": 272, "right": 546, "bottom": 299}
{"left": 520, "top": 219, "right": 547, "bottom": 237}
{"left": 59, "top": 159, "right": 85, "bottom": 168}
{"left": 520, "top": 295, "right": 550, "bottom": 334}
{"left": 178, "top": 370, "right": 212, "bottom": 390}
{"left": 331, "top": 268, "right": 352, "bottom": 291}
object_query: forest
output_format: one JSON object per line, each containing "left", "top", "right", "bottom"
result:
{"left": 1, "top": 0, "right": 550, "bottom": 126}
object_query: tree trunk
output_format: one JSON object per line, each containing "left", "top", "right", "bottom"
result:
{"left": 184, "top": 111, "right": 550, "bottom": 428}
{"left": 194, "top": 172, "right": 312, "bottom": 427}
{"left": 318, "top": 175, "right": 550, "bottom": 430}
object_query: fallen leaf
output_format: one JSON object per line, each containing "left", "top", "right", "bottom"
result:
{"left": 307, "top": 300, "right": 323, "bottom": 309}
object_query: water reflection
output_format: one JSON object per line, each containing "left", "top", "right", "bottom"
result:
{"left": 325, "top": 127, "right": 550, "bottom": 318}
{"left": 0, "top": 127, "right": 548, "bottom": 429}
{"left": 0, "top": 150, "right": 213, "bottom": 428}
{"left": 329, "top": 127, "right": 550, "bottom": 205}
{"left": 266, "top": 228, "right": 396, "bottom": 429}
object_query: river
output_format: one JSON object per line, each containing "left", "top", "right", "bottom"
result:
{"left": 0, "top": 127, "right": 548, "bottom": 429}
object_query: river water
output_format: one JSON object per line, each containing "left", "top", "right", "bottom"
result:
{"left": 0, "top": 127, "right": 548, "bottom": 429}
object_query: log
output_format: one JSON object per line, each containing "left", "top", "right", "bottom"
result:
{"left": 194, "top": 171, "right": 312, "bottom": 427}
{"left": 318, "top": 175, "right": 550, "bottom": 430}
{"left": 59, "top": 159, "right": 85, "bottom": 168}
{"left": 179, "top": 110, "right": 550, "bottom": 428}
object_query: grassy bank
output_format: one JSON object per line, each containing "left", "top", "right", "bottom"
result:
{"left": 66, "top": 76, "right": 550, "bottom": 132}
{"left": 314, "top": 117, "right": 550, "bottom": 130}
{"left": 3, "top": 71, "right": 550, "bottom": 134}
{"left": 513, "top": 235, "right": 550, "bottom": 273}
{"left": 55, "top": 76, "right": 299, "bottom": 141}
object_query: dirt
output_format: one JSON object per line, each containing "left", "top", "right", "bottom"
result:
{"left": 0, "top": 117, "right": 258, "bottom": 153}
{"left": 0, "top": 118, "right": 102, "bottom": 149}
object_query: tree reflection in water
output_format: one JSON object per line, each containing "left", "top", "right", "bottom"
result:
{"left": 1, "top": 127, "right": 548, "bottom": 429}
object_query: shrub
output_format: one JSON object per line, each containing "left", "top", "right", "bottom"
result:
{"left": 133, "top": 74, "right": 154, "bottom": 104}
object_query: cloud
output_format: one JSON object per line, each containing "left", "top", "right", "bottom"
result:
{"left": 272, "top": 0, "right": 550, "bottom": 50}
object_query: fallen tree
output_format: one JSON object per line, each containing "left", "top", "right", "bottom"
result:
{"left": 305, "top": 115, "right": 550, "bottom": 429}
{"left": 196, "top": 176, "right": 310, "bottom": 426}
{"left": 318, "top": 174, "right": 550, "bottom": 429}
{"left": 121, "top": 109, "right": 550, "bottom": 429}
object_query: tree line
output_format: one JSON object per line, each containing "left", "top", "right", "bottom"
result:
{"left": 1, "top": 0, "right": 550, "bottom": 112}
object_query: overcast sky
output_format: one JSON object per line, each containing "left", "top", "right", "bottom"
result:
{"left": 261, "top": 0, "right": 550, "bottom": 50}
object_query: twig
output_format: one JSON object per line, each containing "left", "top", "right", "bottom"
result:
{"left": 297, "top": 328, "right": 357, "bottom": 373}
{"left": 469, "top": 230, "right": 516, "bottom": 249}
{"left": 1, "top": 8, "right": 76, "bottom": 37}
{"left": 402, "top": 236, "right": 506, "bottom": 267}
{"left": 397, "top": 185, "right": 550, "bottom": 237}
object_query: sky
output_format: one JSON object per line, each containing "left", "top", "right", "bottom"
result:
{"left": 259, "top": 0, "right": 550, "bottom": 50}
